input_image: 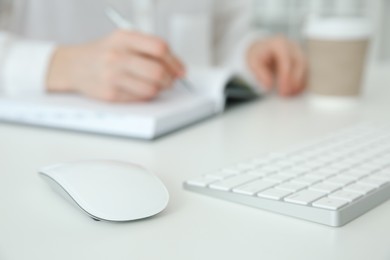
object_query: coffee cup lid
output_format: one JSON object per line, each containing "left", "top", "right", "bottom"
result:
{"left": 304, "top": 16, "right": 371, "bottom": 40}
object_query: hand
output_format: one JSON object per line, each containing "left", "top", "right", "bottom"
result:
{"left": 46, "top": 30, "right": 185, "bottom": 102}
{"left": 247, "top": 36, "right": 307, "bottom": 97}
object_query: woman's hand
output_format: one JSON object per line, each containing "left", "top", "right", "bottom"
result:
{"left": 247, "top": 36, "right": 307, "bottom": 97}
{"left": 47, "top": 30, "right": 185, "bottom": 102}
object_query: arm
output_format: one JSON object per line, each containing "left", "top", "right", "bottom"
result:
{"left": 214, "top": 0, "right": 307, "bottom": 96}
{"left": 47, "top": 30, "right": 185, "bottom": 102}
{"left": 0, "top": 30, "right": 185, "bottom": 102}
{"left": 0, "top": 32, "right": 56, "bottom": 96}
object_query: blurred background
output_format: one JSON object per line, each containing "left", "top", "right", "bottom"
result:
{"left": 253, "top": 0, "right": 390, "bottom": 65}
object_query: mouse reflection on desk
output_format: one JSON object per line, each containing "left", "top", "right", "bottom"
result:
{"left": 39, "top": 160, "right": 169, "bottom": 222}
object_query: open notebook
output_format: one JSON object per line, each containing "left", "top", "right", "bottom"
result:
{"left": 0, "top": 68, "right": 259, "bottom": 139}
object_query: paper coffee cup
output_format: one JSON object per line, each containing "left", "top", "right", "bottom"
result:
{"left": 304, "top": 17, "right": 371, "bottom": 99}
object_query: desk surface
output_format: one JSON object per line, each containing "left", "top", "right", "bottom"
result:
{"left": 1, "top": 65, "right": 389, "bottom": 260}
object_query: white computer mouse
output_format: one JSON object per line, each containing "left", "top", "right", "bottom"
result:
{"left": 38, "top": 160, "right": 169, "bottom": 222}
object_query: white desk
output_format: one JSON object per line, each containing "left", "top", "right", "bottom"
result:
{"left": 1, "top": 65, "right": 389, "bottom": 260}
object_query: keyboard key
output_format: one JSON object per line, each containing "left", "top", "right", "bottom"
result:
{"left": 312, "top": 197, "right": 348, "bottom": 210}
{"left": 263, "top": 174, "right": 292, "bottom": 183}
{"left": 220, "top": 166, "right": 245, "bottom": 174}
{"left": 310, "top": 157, "right": 333, "bottom": 165}
{"left": 354, "top": 164, "right": 382, "bottom": 174}
{"left": 282, "top": 156, "right": 304, "bottom": 163}
{"left": 309, "top": 183, "right": 341, "bottom": 193}
{"left": 366, "top": 160, "right": 388, "bottom": 169}
{"left": 329, "top": 190, "right": 363, "bottom": 202}
{"left": 359, "top": 177, "right": 388, "bottom": 188}
{"left": 307, "top": 168, "right": 338, "bottom": 178}
{"left": 247, "top": 169, "right": 271, "bottom": 177}
{"left": 278, "top": 167, "right": 307, "bottom": 177}
{"left": 284, "top": 190, "right": 326, "bottom": 205}
{"left": 376, "top": 167, "right": 390, "bottom": 173}
{"left": 204, "top": 170, "right": 238, "bottom": 180}
{"left": 210, "top": 174, "right": 259, "bottom": 191}
{"left": 340, "top": 158, "right": 361, "bottom": 167}
{"left": 235, "top": 162, "right": 258, "bottom": 171}
{"left": 299, "top": 161, "right": 323, "bottom": 170}
{"left": 250, "top": 158, "right": 272, "bottom": 167}
{"left": 282, "top": 166, "right": 311, "bottom": 176}
{"left": 291, "top": 176, "right": 321, "bottom": 185}
{"left": 258, "top": 188, "right": 292, "bottom": 200}
{"left": 260, "top": 165, "right": 281, "bottom": 173}
{"left": 328, "top": 162, "right": 351, "bottom": 171}
{"left": 233, "top": 180, "right": 277, "bottom": 196}
{"left": 344, "top": 183, "right": 376, "bottom": 195}
{"left": 267, "top": 153, "right": 286, "bottom": 161}
{"left": 342, "top": 169, "right": 371, "bottom": 179}
{"left": 324, "top": 176, "right": 354, "bottom": 186}
{"left": 272, "top": 161, "right": 293, "bottom": 169}
{"left": 186, "top": 177, "right": 218, "bottom": 187}
{"left": 371, "top": 172, "right": 390, "bottom": 182}
{"left": 275, "top": 182, "right": 307, "bottom": 192}
{"left": 378, "top": 168, "right": 390, "bottom": 174}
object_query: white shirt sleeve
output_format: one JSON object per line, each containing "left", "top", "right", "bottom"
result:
{"left": 0, "top": 32, "right": 56, "bottom": 96}
{"left": 214, "top": 0, "right": 268, "bottom": 90}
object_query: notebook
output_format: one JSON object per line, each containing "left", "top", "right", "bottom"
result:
{"left": 0, "top": 68, "right": 259, "bottom": 139}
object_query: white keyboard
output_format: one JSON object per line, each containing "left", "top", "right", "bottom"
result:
{"left": 184, "top": 123, "right": 390, "bottom": 227}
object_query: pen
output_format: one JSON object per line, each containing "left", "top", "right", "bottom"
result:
{"left": 105, "top": 6, "right": 195, "bottom": 93}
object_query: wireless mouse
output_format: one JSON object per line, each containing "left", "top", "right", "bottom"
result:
{"left": 39, "top": 160, "right": 169, "bottom": 222}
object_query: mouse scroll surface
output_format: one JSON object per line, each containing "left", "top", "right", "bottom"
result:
{"left": 39, "top": 160, "right": 169, "bottom": 222}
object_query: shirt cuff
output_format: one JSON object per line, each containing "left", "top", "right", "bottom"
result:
{"left": 1, "top": 39, "right": 56, "bottom": 97}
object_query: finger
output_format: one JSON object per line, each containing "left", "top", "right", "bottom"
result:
{"left": 90, "top": 87, "right": 124, "bottom": 103}
{"left": 116, "top": 89, "right": 150, "bottom": 103}
{"left": 115, "top": 91, "right": 141, "bottom": 103}
{"left": 249, "top": 50, "right": 274, "bottom": 89}
{"left": 271, "top": 40, "right": 294, "bottom": 96}
{"left": 165, "top": 52, "right": 187, "bottom": 78}
{"left": 121, "top": 32, "right": 185, "bottom": 76}
{"left": 292, "top": 61, "right": 307, "bottom": 95}
{"left": 115, "top": 75, "right": 161, "bottom": 100}
{"left": 291, "top": 45, "right": 308, "bottom": 95}
{"left": 123, "top": 54, "right": 174, "bottom": 90}
{"left": 282, "top": 44, "right": 300, "bottom": 96}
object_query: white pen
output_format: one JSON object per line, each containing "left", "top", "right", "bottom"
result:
{"left": 105, "top": 6, "right": 194, "bottom": 93}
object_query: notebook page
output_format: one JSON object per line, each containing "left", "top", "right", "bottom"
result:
{"left": 187, "top": 67, "right": 234, "bottom": 113}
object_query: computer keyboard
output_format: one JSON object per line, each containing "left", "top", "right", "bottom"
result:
{"left": 184, "top": 123, "right": 390, "bottom": 227}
